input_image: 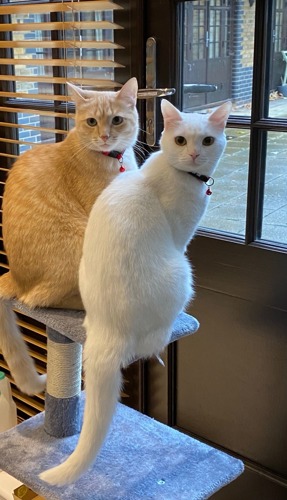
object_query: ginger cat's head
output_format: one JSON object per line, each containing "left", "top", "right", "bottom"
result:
{"left": 160, "top": 99, "right": 232, "bottom": 177}
{"left": 68, "top": 78, "right": 139, "bottom": 153}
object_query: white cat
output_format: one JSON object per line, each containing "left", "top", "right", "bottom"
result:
{"left": 40, "top": 99, "right": 232, "bottom": 486}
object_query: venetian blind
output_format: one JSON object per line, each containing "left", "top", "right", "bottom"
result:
{"left": 0, "top": 0, "right": 126, "bottom": 421}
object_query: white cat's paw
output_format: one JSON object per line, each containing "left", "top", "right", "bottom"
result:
{"left": 19, "top": 373, "right": 46, "bottom": 395}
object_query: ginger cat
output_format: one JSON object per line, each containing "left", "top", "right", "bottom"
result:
{"left": 0, "top": 78, "right": 139, "bottom": 395}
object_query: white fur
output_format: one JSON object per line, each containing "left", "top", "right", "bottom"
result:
{"left": 40, "top": 100, "right": 232, "bottom": 485}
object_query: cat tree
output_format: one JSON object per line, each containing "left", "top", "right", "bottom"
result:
{"left": 0, "top": 301, "right": 243, "bottom": 499}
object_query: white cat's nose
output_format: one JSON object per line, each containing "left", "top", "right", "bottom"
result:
{"left": 190, "top": 153, "right": 199, "bottom": 161}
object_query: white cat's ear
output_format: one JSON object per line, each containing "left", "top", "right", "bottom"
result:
{"left": 117, "top": 77, "right": 138, "bottom": 107}
{"left": 161, "top": 99, "right": 182, "bottom": 128}
{"left": 67, "top": 82, "right": 95, "bottom": 106}
{"left": 208, "top": 101, "right": 232, "bottom": 129}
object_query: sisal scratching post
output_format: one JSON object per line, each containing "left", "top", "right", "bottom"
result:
{"left": 45, "top": 328, "right": 82, "bottom": 437}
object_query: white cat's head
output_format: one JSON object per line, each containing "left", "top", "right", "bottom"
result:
{"left": 160, "top": 100, "right": 232, "bottom": 176}
{"left": 68, "top": 78, "right": 139, "bottom": 153}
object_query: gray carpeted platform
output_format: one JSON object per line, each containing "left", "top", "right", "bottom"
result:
{"left": 0, "top": 393, "right": 244, "bottom": 500}
{"left": 0, "top": 302, "right": 244, "bottom": 497}
{"left": 12, "top": 300, "right": 200, "bottom": 345}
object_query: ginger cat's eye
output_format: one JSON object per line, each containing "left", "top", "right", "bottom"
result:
{"left": 112, "top": 116, "right": 124, "bottom": 125}
{"left": 86, "top": 118, "right": 97, "bottom": 127}
{"left": 202, "top": 136, "right": 215, "bottom": 146}
{"left": 175, "top": 136, "right": 187, "bottom": 146}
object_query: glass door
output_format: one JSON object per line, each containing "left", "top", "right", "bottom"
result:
{"left": 183, "top": 1, "right": 233, "bottom": 109}
{"left": 143, "top": 0, "right": 287, "bottom": 493}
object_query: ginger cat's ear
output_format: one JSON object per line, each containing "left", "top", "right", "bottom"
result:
{"left": 67, "top": 82, "right": 96, "bottom": 106}
{"left": 161, "top": 99, "right": 182, "bottom": 129}
{"left": 208, "top": 101, "right": 232, "bottom": 129}
{"left": 116, "top": 77, "right": 138, "bottom": 108}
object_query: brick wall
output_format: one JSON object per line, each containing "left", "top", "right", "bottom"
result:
{"left": 231, "top": 0, "right": 255, "bottom": 107}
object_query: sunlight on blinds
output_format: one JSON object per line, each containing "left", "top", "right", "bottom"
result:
{"left": 0, "top": 0, "right": 124, "bottom": 155}
{"left": 0, "top": 0, "right": 126, "bottom": 420}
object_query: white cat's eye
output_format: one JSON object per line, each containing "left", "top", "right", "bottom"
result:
{"left": 86, "top": 118, "right": 97, "bottom": 127}
{"left": 112, "top": 116, "right": 124, "bottom": 125}
{"left": 175, "top": 136, "right": 187, "bottom": 146}
{"left": 202, "top": 136, "right": 215, "bottom": 146}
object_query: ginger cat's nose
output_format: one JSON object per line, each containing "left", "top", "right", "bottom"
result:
{"left": 101, "top": 135, "right": 110, "bottom": 142}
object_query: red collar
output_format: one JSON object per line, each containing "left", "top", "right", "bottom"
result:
{"left": 102, "top": 150, "right": 125, "bottom": 172}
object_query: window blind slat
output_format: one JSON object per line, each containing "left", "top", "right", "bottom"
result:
{"left": 11, "top": 400, "right": 38, "bottom": 418}
{"left": 0, "top": 59, "right": 123, "bottom": 68}
{"left": 27, "top": 349, "right": 47, "bottom": 364}
{"left": 0, "top": 75, "right": 121, "bottom": 87}
{"left": 0, "top": 41, "right": 123, "bottom": 50}
{"left": 0, "top": 262, "right": 9, "bottom": 268}
{"left": 0, "top": 105, "right": 74, "bottom": 119}
{"left": 16, "top": 320, "right": 47, "bottom": 339}
{"left": 0, "top": 92, "right": 66, "bottom": 102}
{"left": 12, "top": 390, "right": 44, "bottom": 412}
{"left": 0, "top": 1, "right": 122, "bottom": 15}
{"left": 0, "top": 122, "right": 68, "bottom": 135}
{"left": 0, "top": 21, "right": 123, "bottom": 32}
{"left": 0, "top": 138, "right": 43, "bottom": 148}
{"left": 0, "top": 76, "right": 121, "bottom": 90}
{"left": 23, "top": 335, "right": 47, "bottom": 350}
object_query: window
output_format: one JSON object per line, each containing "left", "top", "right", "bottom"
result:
{"left": 182, "top": 0, "right": 287, "bottom": 249}
{"left": 0, "top": 0, "right": 126, "bottom": 420}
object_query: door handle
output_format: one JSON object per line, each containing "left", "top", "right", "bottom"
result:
{"left": 183, "top": 84, "right": 217, "bottom": 94}
{"left": 140, "top": 37, "right": 176, "bottom": 146}
{"left": 137, "top": 88, "right": 175, "bottom": 99}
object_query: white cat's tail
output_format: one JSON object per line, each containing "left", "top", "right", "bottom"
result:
{"left": 39, "top": 325, "right": 124, "bottom": 486}
{"left": 0, "top": 299, "right": 46, "bottom": 395}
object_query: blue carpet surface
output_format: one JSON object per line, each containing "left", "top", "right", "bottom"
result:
{"left": 0, "top": 395, "right": 243, "bottom": 500}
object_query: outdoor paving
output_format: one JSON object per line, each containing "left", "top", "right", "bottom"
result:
{"left": 201, "top": 98, "right": 287, "bottom": 245}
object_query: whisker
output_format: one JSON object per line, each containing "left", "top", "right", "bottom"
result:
{"left": 136, "top": 139, "right": 160, "bottom": 152}
{"left": 69, "top": 145, "right": 89, "bottom": 162}
{"left": 138, "top": 127, "right": 148, "bottom": 134}
{"left": 133, "top": 148, "right": 146, "bottom": 163}
{"left": 134, "top": 142, "right": 148, "bottom": 155}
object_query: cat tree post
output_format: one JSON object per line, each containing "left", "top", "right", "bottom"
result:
{"left": 45, "top": 327, "right": 82, "bottom": 437}
{"left": 0, "top": 300, "right": 244, "bottom": 499}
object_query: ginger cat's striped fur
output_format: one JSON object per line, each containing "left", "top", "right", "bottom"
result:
{"left": 0, "top": 78, "right": 139, "bottom": 395}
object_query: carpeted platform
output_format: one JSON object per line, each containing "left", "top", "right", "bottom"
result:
{"left": 12, "top": 300, "right": 199, "bottom": 345}
{"left": 1, "top": 302, "right": 244, "bottom": 497}
{"left": 0, "top": 394, "right": 244, "bottom": 500}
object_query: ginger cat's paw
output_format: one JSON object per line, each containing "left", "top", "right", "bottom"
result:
{"left": 19, "top": 373, "right": 46, "bottom": 395}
